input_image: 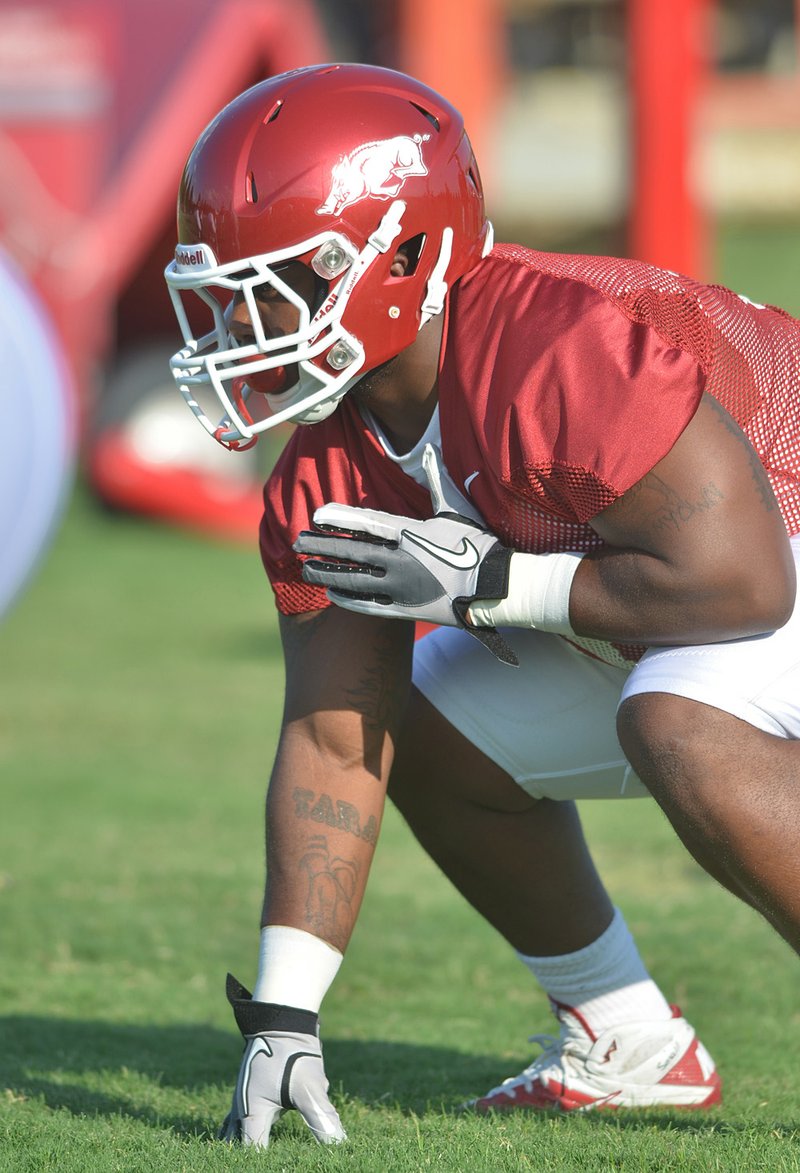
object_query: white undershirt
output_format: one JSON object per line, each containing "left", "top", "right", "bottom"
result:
{"left": 360, "top": 403, "right": 442, "bottom": 489}
{"left": 361, "top": 400, "right": 579, "bottom": 635}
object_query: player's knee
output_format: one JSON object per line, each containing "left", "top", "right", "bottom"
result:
{"left": 616, "top": 692, "right": 709, "bottom": 805}
{"left": 388, "top": 689, "right": 433, "bottom": 810}
{"left": 389, "top": 686, "right": 534, "bottom": 815}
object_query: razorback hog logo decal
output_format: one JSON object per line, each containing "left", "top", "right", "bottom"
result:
{"left": 316, "top": 134, "right": 430, "bottom": 216}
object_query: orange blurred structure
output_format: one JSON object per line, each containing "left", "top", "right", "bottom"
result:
{"left": 397, "top": 0, "right": 506, "bottom": 187}
{"left": 627, "top": 0, "right": 712, "bottom": 279}
{"left": 398, "top": 0, "right": 716, "bottom": 279}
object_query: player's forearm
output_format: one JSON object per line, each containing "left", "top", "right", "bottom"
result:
{"left": 472, "top": 542, "right": 794, "bottom": 646}
{"left": 261, "top": 724, "right": 388, "bottom": 953}
{"left": 569, "top": 545, "right": 792, "bottom": 645}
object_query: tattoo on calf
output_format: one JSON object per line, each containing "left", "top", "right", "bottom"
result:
{"left": 299, "top": 834, "right": 359, "bottom": 939}
{"left": 293, "top": 787, "right": 378, "bottom": 844}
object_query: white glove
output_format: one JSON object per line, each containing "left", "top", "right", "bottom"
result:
{"left": 294, "top": 444, "right": 518, "bottom": 665}
{"left": 219, "top": 974, "right": 346, "bottom": 1148}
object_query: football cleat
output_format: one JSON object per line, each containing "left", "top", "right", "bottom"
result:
{"left": 468, "top": 1001, "right": 721, "bottom": 1113}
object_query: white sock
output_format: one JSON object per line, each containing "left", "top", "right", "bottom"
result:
{"left": 251, "top": 925, "right": 343, "bottom": 1013}
{"left": 516, "top": 908, "right": 672, "bottom": 1034}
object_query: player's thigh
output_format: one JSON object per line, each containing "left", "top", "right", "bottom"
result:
{"left": 391, "top": 686, "right": 535, "bottom": 813}
{"left": 620, "top": 533, "right": 800, "bottom": 745}
{"left": 409, "top": 625, "right": 644, "bottom": 801}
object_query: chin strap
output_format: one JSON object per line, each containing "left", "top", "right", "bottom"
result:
{"left": 213, "top": 426, "right": 258, "bottom": 451}
{"left": 418, "top": 220, "right": 492, "bottom": 329}
{"left": 420, "top": 228, "right": 454, "bottom": 325}
{"left": 214, "top": 382, "right": 259, "bottom": 450}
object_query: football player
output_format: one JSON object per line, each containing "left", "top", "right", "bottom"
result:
{"left": 164, "top": 64, "right": 800, "bottom": 1145}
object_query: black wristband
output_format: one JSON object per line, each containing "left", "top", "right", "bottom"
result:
{"left": 225, "top": 972, "right": 319, "bottom": 1037}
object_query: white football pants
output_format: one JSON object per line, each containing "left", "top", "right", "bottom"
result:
{"left": 413, "top": 535, "right": 800, "bottom": 800}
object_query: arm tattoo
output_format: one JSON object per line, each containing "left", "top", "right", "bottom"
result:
{"left": 706, "top": 394, "right": 777, "bottom": 512}
{"left": 344, "top": 624, "right": 409, "bottom": 737}
{"left": 641, "top": 474, "right": 725, "bottom": 534}
{"left": 293, "top": 787, "right": 378, "bottom": 845}
{"left": 298, "top": 834, "right": 359, "bottom": 940}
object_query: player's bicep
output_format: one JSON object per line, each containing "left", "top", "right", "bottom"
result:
{"left": 588, "top": 392, "right": 795, "bottom": 626}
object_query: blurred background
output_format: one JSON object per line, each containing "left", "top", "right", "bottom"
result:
{"left": 2, "top": 0, "right": 800, "bottom": 585}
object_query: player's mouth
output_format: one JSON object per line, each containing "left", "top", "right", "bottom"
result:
{"left": 234, "top": 356, "right": 300, "bottom": 397}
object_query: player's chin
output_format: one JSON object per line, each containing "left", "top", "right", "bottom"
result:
{"left": 350, "top": 355, "right": 397, "bottom": 402}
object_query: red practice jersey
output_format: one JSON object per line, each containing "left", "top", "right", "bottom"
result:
{"left": 260, "top": 245, "right": 800, "bottom": 664}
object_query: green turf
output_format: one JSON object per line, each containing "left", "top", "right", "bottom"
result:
{"left": 715, "top": 219, "right": 800, "bottom": 317}
{"left": 2, "top": 224, "right": 800, "bottom": 1170}
{"left": 2, "top": 494, "right": 798, "bottom": 1172}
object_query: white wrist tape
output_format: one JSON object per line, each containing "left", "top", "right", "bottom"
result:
{"left": 252, "top": 924, "right": 343, "bottom": 1012}
{"left": 468, "top": 551, "right": 583, "bottom": 635}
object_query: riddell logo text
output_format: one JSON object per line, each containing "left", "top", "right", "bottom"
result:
{"left": 314, "top": 290, "right": 339, "bottom": 321}
{"left": 176, "top": 247, "right": 206, "bottom": 266}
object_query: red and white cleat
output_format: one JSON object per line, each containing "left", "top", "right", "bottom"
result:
{"left": 468, "top": 1002, "right": 721, "bottom": 1113}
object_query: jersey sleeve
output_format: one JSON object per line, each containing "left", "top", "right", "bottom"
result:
{"left": 482, "top": 270, "right": 708, "bottom": 523}
{"left": 259, "top": 432, "right": 332, "bottom": 615}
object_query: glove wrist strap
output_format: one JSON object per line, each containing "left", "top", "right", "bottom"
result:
{"left": 469, "top": 551, "right": 583, "bottom": 634}
{"left": 226, "top": 972, "right": 319, "bottom": 1037}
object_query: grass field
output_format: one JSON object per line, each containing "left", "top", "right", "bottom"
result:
{"left": 2, "top": 224, "right": 800, "bottom": 1170}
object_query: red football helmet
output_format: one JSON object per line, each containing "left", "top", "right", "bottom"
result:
{"left": 164, "top": 63, "right": 492, "bottom": 448}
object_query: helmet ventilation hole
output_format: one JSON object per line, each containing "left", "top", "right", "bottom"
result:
{"left": 410, "top": 102, "right": 440, "bottom": 132}
{"left": 396, "top": 233, "right": 426, "bottom": 276}
{"left": 245, "top": 171, "right": 259, "bottom": 204}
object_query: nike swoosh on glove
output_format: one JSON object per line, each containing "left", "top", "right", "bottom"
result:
{"left": 293, "top": 502, "right": 519, "bottom": 666}
{"left": 219, "top": 974, "right": 346, "bottom": 1148}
